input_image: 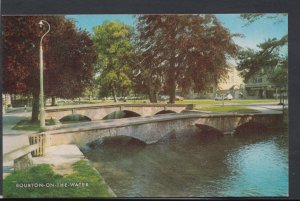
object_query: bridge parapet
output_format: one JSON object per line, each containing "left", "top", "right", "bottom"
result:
{"left": 3, "top": 134, "right": 46, "bottom": 171}
{"left": 42, "top": 112, "right": 283, "bottom": 149}
{"left": 45, "top": 103, "right": 193, "bottom": 121}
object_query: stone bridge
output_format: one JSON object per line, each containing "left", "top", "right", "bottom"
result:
{"left": 43, "top": 112, "right": 283, "bottom": 150}
{"left": 45, "top": 103, "right": 193, "bottom": 121}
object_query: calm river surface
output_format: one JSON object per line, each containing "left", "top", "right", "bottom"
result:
{"left": 83, "top": 128, "right": 288, "bottom": 197}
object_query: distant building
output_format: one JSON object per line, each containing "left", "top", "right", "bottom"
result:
{"left": 244, "top": 70, "right": 280, "bottom": 99}
{"left": 185, "top": 64, "right": 245, "bottom": 99}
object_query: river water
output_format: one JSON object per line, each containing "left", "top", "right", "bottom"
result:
{"left": 83, "top": 127, "right": 288, "bottom": 197}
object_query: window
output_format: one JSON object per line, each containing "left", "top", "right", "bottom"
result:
{"left": 257, "top": 77, "right": 262, "bottom": 83}
{"left": 253, "top": 77, "right": 262, "bottom": 83}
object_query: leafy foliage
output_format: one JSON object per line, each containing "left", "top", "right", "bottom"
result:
{"left": 92, "top": 21, "right": 134, "bottom": 101}
{"left": 3, "top": 16, "right": 96, "bottom": 121}
{"left": 44, "top": 18, "right": 97, "bottom": 99}
{"left": 237, "top": 35, "right": 288, "bottom": 87}
{"left": 134, "top": 15, "right": 239, "bottom": 103}
{"left": 3, "top": 16, "right": 96, "bottom": 98}
{"left": 240, "top": 14, "right": 287, "bottom": 26}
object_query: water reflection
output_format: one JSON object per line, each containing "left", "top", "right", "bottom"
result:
{"left": 83, "top": 128, "right": 288, "bottom": 197}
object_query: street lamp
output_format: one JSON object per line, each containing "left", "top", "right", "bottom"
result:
{"left": 38, "top": 20, "right": 50, "bottom": 128}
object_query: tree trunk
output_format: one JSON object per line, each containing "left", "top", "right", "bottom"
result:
{"left": 167, "top": 51, "right": 177, "bottom": 104}
{"left": 31, "top": 93, "right": 40, "bottom": 123}
{"left": 149, "top": 91, "right": 157, "bottom": 103}
{"left": 26, "top": 95, "right": 30, "bottom": 107}
{"left": 148, "top": 82, "right": 157, "bottom": 103}
{"left": 279, "top": 88, "right": 283, "bottom": 104}
{"left": 167, "top": 76, "right": 176, "bottom": 103}
{"left": 112, "top": 87, "right": 118, "bottom": 103}
{"left": 51, "top": 96, "right": 56, "bottom": 106}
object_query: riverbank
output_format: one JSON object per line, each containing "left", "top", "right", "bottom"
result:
{"left": 3, "top": 144, "right": 116, "bottom": 198}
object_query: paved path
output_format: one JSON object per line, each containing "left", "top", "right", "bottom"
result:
{"left": 2, "top": 107, "right": 37, "bottom": 177}
{"left": 3, "top": 107, "right": 37, "bottom": 153}
{"left": 245, "top": 103, "right": 286, "bottom": 114}
{"left": 2, "top": 108, "right": 89, "bottom": 179}
{"left": 32, "top": 144, "right": 85, "bottom": 175}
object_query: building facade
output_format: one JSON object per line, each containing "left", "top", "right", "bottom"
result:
{"left": 185, "top": 64, "right": 245, "bottom": 99}
{"left": 244, "top": 71, "right": 281, "bottom": 99}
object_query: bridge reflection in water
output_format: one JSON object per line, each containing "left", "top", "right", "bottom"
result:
{"left": 83, "top": 127, "right": 288, "bottom": 197}
{"left": 40, "top": 107, "right": 286, "bottom": 197}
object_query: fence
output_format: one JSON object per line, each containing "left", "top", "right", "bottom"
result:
{"left": 29, "top": 134, "right": 46, "bottom": 157}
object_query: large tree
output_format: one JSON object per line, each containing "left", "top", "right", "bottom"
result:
{"left": 134, "top": 15, "right": 239, "bottom": 103}
{"left": 238, "top": 14, "right": 288, "bottom": 88}
{"left": 3, "top": 16, "right": 96, "bottom": 122}
{"left": 92, "top": 21, "right": 134, "bottom": 102}
{"left": 237, "top": 35, "right": 288, "bottom": 86}
{"left": 44, "top": 17, "right": 96, "bottom": 103}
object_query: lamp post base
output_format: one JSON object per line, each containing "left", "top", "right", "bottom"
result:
{"left": 40, "top": 109, "right": 46, "bottom": 130}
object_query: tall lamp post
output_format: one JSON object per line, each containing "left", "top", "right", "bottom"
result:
{"left": 38, "top": 20, "right": 50, "bottom": 128}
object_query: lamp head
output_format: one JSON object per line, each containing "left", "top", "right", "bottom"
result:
{"left": 38, "top": 20, "right": 44, "bottom": 28}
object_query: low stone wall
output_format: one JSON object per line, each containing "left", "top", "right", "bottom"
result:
{"left": 42, "top": 112, "right": 283, "bottom": 150}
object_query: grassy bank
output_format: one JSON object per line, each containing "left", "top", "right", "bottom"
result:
{"left": 176, "top": 99, "right": 277, "bottom": 105}
{"left": 76, "top": 99, "right": 277, "bottom": 106}
{"left": 12, "top": 119, "right": 56, "bottom": 131}
{"left": 3, "top": 160, "right": 113, "bottom": 198}
{"left": 196, "top": 105, "right": 260, "bottom": 113}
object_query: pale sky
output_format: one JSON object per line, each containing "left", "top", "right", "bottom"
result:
{"left": 67, "top": 14, "right": 288, "bottom": 51}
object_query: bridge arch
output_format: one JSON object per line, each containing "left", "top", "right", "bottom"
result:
{"left": 59, "top": 114, "right": 92, "bottom": 123}
{"left": 155, "top": 110, "right": 177, "bottom": 115}
{"left": 45, "top": 113, "right": 283, "bottom": 148}
{"left": 102, "top": 110, "right": 141, "bottom": 120}
{"left": 87, "top": 135, "right": 146, "bottom": 147}
{"left": 234, "top": 121, "right": 268, "bottom": 135}
{"left": 124, "top": 110, "right": 142, "bottom": 117}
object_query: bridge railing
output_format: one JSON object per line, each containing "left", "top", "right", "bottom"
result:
{"left": 3, "top": 134, "right": 46, "bottom": 171}
{"left": 29, "top": 133, "right": 46, "bottom": 156}
{"left": 3, "top": 144, "right": 40, "bottom": 163}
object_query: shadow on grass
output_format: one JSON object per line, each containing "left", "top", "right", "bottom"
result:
{"left": 12, "top": 119, "right": 56, "bottom": 131}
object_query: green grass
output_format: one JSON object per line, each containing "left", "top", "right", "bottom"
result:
{"left": 78, "top": 99, "right": 278, "bottom": 106}
{"left": 3, "top": 160, "right": 113, "bottom": 198}
{"left": 196, "top": 105, "right": 260, "bottom": 113}
{"left": 175, "top": 99, "right": 278, "bottom": 105}
{"left": 12, "top": 119, "right": 57, "bottom": 131}
{"left": 79, "top": 99, "right": 150, "bottom": 104}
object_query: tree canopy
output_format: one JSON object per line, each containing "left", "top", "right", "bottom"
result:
{"left": 3, "top": 16, "right": 96, "bottom": 121}
{"left": 237, "top": 35, "right": 288, "bottom": 87}
{"left": 134, "top": 15, "right": 239, "bottom": 103}
{"left": 92, "top": 21, "right": 134, "bottom": 102}
{"left": 238, "top": 14, "right": 288, "bottom": 88}
{"left": 240, "top": 13, "right": 287, "bottom": 26}
{"left": 44, "top": 17, "right": 96, "bottom": 99}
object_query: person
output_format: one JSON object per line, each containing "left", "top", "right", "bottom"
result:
{"left": 24, "top": 104, "right": 27, "bottom": 112}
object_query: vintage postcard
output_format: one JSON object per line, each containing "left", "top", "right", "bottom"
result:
{"left": 2, "top": 13, "right": 288, "bottom": 198}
